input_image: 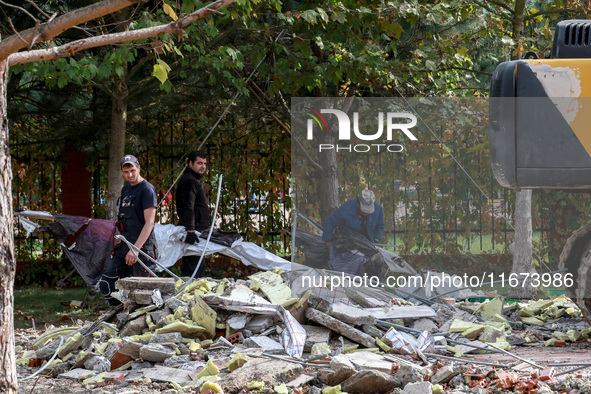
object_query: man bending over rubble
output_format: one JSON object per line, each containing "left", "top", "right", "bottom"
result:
{"left": 322, "top": 189, "right": 386, "bottom": 276}
{"left": 98, "top": 154, "right": 158, "bottom": 306}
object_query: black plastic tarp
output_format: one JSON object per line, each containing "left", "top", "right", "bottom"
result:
{"left": 40, "top": 215, "right": 118, "bottom": 287}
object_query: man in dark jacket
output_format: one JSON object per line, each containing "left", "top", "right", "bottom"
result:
{"left": 176, "top": 150, "right": 210, "bottom": 277}
{"left": 322, "top": 189, "right": 385, "bottom": 275}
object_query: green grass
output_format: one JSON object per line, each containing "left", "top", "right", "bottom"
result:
{"left": 13, "top": 286, "right": 105, "bottom": 329}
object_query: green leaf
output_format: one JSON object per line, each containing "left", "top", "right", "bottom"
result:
{"left": 153, "top": 63, "right": 168, "bottom": 84}
{"left": 57, "top": 74, "right": 68, "bottom": 89}
{"left": 301, "top": 10, "right": 318, "bottom": 24}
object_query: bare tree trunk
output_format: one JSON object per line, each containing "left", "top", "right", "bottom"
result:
{"left": 0, "top": 57, "right": 18, "bottom": 393}
{"left": 106, "top": 74, "right": 128, "bottom": 220}
{"left": 317, "top": 133, "right": 339, "bottom": 221}
{"left": 508, "top": 189, "right": 538, "bottom": 298}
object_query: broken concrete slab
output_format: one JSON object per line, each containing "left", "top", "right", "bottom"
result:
{"left": 302, "top": 324, "right": 332, "bottom": 352}
{"left": 58, "top": 368, "right": 95, "bottom": 380}
{"left": 144, "top": 365, "right": 196, "bottom": 385}
{"left": 139, "top": 344, "right": 176, "bottom": 363}
{"left": 305, "top": 308, "right": 375, "bottom": 348}
{"left": 227, "top": 314, "right": 251, "bottom": 330}
{"left": 118, "top": 340, "right": 143, "bottom": 359}
{"left": 243, "top": 336, "right": 284, "bottom": 354}
{"left": 431, "top": 365, "right": 458, "bottom": 384}
{"left": 401, "top": 381, "right": 433, "bottom": 394}
{"left": 286, "top": 374, "right": 314, "bottom": 387}
{"left": 218, "top": 358, "right": 303, "bottom": 389}
{"left": 115, "top": 277, "right": 178, "bottom": 293}
{"left": 341, "top": 370, "right": 401, "bottom": 393}
{"left": 363, "top": 305, "right": 436, "bottom": 320}
{"left": 128, "top": 289, "right": 154, "bottom": 305}
{"left": 225, "top": 284, "right": 270, "bottom": 305}
{"left": 344, "top": 351, "right": 393, "bottom": 374}
{"left": 245, "top": 314, "right": 274, "bottom": 333}
{"left": 149, "top": 332, "right": 182, "bottom": 344}
{"left": 411, "top": 318, "right": 438, "bottom": 333}
{"left": 345, "top": 288, "right": 390, "bottom": 308}
{"left": 328, "top": 302, "right": 376, "bottom": 326}
{"left": 119, "top": 317, "right": 148, "bottom": 337}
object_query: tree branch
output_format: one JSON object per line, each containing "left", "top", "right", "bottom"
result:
{"left": 0, "top": 0, "right": 145, "bottom": 62}
{"left": 8, "top": 0, "right": 237, "bottom": 66}
{"left": 0, "top": 0, "right": 39, "bottom": 25}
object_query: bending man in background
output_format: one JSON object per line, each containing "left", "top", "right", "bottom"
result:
{"left": 322, "top": 189, "right": 385, "bottom": 276}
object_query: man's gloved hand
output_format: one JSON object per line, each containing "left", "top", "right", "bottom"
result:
{"left": 185, "top": 232, "right": 199, "bottom": 245}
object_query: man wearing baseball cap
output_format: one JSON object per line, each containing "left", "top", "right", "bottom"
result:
{"left": 322, "top": 189, "right": 385, "bottom": 276}
{"left": 98, "top": 154, "right": 158, "bottom": 306}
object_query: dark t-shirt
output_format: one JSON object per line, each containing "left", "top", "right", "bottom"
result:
{"left": 119, "top": 180, "right": 158, "bottom": 226}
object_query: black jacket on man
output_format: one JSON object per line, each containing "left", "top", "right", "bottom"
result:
{"left": 176, "top": 167, "right": 210, "bottom": 231}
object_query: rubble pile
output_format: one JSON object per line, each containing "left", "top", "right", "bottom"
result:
{"left": 15, "top": 269, "right": 591, "bottom": 393}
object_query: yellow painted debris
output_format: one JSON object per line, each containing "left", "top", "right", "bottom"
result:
{"left": 521, "top": 316, "right": 545, "bottom": 326}
{"left": 201, "top": 339, "right": 213, "bottom": 348}
{"left": 322, "top": 385, "right": 342, "bottom": 394}
{"left": 445, "top": 345, "right": 464, "bottom": 357}
{"left": 293, "top": 290, "right": 311, "bottom": 309}
{"left": 461, "top": 326, "right": 485, "bottom": 340}
{"left": 449, "top": 319, "right": 484, "bottom": 333}
{"left": 544, "top": 338, "right": 557, "bottom": 347}
{"left": 196, "top": 359, "right": 220, "bottom": 379}
{"left": 130, "top": 333, "right": 153, "bottom": 342}
{"left": 191, "top": 295, "right": 217, "bottom": 339}
{"left": 188, "top": 341, "right": 202, "bottom": 352}
{"left": 155, "top": 321, "right": 205, "bottom": 338}
{"left": 246, "top": 381, "right": 265, "bottom": 390}
{"left": 432, "top": 384, "right": 444, "bottom": 394}
{"left": 201, "top": 382, "right": 223, "bottom": 393}
{"left": 476, "top": 296, "right": 504, "bottom": 320}
{"left": 174, "top": 306, "right": 184, "bottom": 320}
{"left": 94, "top": 342, "right": 108, "bottom": 355}
{"left": 375, "top": 337, "right": 392, "bottom": 353}
{"left": 226, "top": 353, "right": 250, "bottom": 372}
{"left": 128, "top": 305, "right": 157, "bottom": 320}
{"left": 274, "top": 383, "right": 288, "bottom": 394}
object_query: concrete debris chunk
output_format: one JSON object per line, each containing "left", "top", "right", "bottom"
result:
{"left": 363, "top": 305, "right": 436, "bottom": 320}
{"left": 328, "top": 302, "right": 376, "bottom": 325}
{"left": 411, "top": 318, "right": 438, "bottom": 333}
{"left": 227, "top": 313, "right": 251, "bottom": 330}
{"left": 149, "top": 332, "right": 182, "bottom": 344}
{"left": 344, "top": 351, "right": 393, "bottom": 374}
{"left": 119, "top": 316, "right": 148, "bottom": 337}
{"left": 341, "top": 369, "right": 401, "bottom": 393}
{"left": 139, "top": 344, "right": 177, "bottom": 363}
{"left": 306, "top": 308, "right": 375, "bottom": 348}
{"left": 243, "top": 335, "right": 285, "bottom": 354}
{"left": 245, "top": 314, "right": 274, "bottom": 333}
{"left": 400, "top": 381, "right": 433, "bottom": 394}
{"left": 219, "top": 358, "right": 303, "bottom": 389}
{"left": 144, "top": 365, "right": 196, "bottom": 385}
{"left": 226, "top": 283, "right": 270, "bottom": 304}
{"left": 303, "top": 324, "right": 332, "bottom": 352}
